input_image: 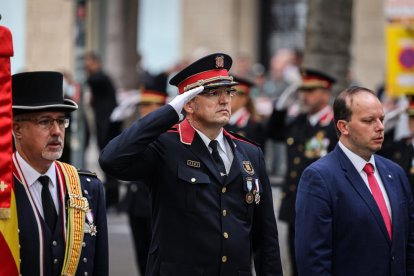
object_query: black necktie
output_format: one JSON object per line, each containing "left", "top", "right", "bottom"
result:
{"left": 38, "top": 175, "right": 57, "bottom": 232}
{"left": 209, "top": 140, "right": 227, "bottom": 177}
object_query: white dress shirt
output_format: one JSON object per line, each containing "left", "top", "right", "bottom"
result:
{"left": 338, "top": 141, "right": 392, "bottom": 219}
{"left": 196, "top": 129, "right": 234, "bottom": 174}
{"left": 16, "top": 151, "right": 60, "bottom": 217}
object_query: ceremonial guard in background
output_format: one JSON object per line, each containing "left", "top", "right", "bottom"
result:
{"left": 12, "top": 72, "right": 108, "bottom": 276}
{"left": 100, "top": 53, "right": 283, "bottom": 275}
{"left": 388, "top": 95, "right": 414, "bottom": 196}
{"left": 225, "top": 76, "right": 266, "bottom": 151}
{"left": 120, "top": 72, "right": 169, "bottom": 275}
{"left": 267, "top": 69, "right": 338, "bottom": 275}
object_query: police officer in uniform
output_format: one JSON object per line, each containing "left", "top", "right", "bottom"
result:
{"left": 12, "top": 71, "right": 108, "bottom": 276}
{"left": 225, "top": 76, "right": 266, "bottom": 151}
{"left": 267, "top": 68, "right": 338, "bottom": 275}
{"left": 120, "top": 72, "right": 169, "bottom": 275}
{"left": 100, "top": 53, "right": 283, "bottom": 275}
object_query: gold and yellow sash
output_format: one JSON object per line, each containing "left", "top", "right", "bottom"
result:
{"left": 56, "top": 161, "right": 89, "bottom": 276}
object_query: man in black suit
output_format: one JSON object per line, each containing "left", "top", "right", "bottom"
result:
{"left": 100, "top": 53, "right": 283, "bottom": 275}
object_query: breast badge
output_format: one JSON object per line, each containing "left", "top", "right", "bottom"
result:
{"left": 242, "top": 161, "right": 255, "bottom": 175}
{"left": 187, "top": 160, "right": 201, "bottom": 168}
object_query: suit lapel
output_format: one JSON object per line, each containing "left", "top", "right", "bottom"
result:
{"left": 336, "top": 146, "right": 391, "bottom": 243}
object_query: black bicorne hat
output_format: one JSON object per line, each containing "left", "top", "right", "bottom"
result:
{"left": 12, "top": 71, "right": 78, "bottom": 115}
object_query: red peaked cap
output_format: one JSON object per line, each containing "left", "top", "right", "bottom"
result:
{"left": 169, "top": 53, "right": 239, "bottom": 94}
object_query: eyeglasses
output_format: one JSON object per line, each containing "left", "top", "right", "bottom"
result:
{"left": 199, "top": 88, "right": 237, "bottom": 99}
{"left": 15, "top": 117, "right": 70, "bottom": 130}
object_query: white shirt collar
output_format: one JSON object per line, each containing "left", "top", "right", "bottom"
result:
{"left": 229, "top": 107, "right": 248, "bottom": 125}
{"left": 338, "top": 141, "right": 377, "bottom": 173}
{"left": 308, "top": 105, "right": 331, "bottom": 126}
{"left": 15, "top": 151, "right": 57, "bottom": 187}
{"left": 195, "top": 128, "right": 227, "bottom": 154}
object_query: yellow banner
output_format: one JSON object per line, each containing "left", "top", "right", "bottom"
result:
{"left": 386, "top": 24, "right": 414, "bottom": 96}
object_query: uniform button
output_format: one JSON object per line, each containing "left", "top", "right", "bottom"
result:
{"left": 86, "top": 178, "right": 91, "bottom": 183}
{"left": 54, "top": 259, "right": 58, "bottom": 264}
{"left": 222, "top": 256, "right": 227, "bottom": 263}
{"left": 84, "top": 272, "right": 88, "bottom": 276}
{"left": 221, "top": 187, "right": 227, "bottom": 193}
{"left": 290, "top": 171, "right": 297, "bottom": 178}
{"left": 131, "top": 184, "right": 138, "bottom": 192}
{"left": 52, "top": 240, "right": 57, "bottom": 246}
{"left": 289, "top": 185, "right": 296, "bottom": 192}
{"left": 287, "top": 137, "right": 294, "bottom": 145}
{"left": 84, "top": 190, "right": 89, "bottom": 195}
{"left": 82, "top": 242, "right": 86, "bottom": 247}
{"left": 293, "top": 157, "right": 301, "bottom": 165}
{"left": 223, "top": 232, "right": 229, "bottom": 239}
{"left": 222, "top": 209, "right": 227, "bottom": 217}
{"left": 83, "top": 257, "right": 88, "bottom": 263}
{"left": 191, "top": 178, "right": 196, "bottom": 183}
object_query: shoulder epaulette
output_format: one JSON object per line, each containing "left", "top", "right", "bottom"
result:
{"left": 77, "top": 168, "right": 98, "bottom": 177}
{"left": 228, "top": 131, "right": 260, "bottom": 147}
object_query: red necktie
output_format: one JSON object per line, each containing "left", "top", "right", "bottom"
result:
{"left": 363, "top": 163, "right": 392, "bottom": 239}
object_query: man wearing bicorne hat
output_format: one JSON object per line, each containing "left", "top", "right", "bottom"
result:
{"left": 100, "top": 53, "right": 283, "bottom": 275}
{"left": 267, "top": 68, "right": 338, "bottom": 275}
{"left": 12, "top": 71, "right": 108, "bottom": 276}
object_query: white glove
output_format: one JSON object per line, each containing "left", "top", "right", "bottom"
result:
{"left": 383, "top": 105, "right": 407, "bottom": 134}
{"left": 275, "top": 82, "right": 299, "bottom": 111}
{"left": 169, "top": 86, "right": 204, "bottom": 120}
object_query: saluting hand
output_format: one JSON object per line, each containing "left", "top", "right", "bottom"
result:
{"left": 169, "top": 86, "right": 204, "bottom": 120}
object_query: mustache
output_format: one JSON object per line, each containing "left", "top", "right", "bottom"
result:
{"left": 47, "top": 137, "right": 63, "bottom": 145}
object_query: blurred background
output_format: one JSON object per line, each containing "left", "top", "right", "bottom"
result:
{"left": 1, "top": 0, "right": 414, "bottom": 275}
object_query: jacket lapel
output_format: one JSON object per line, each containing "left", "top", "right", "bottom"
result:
{"left": 336, "top": 146, "right": 391, "bottom": 243}
{"left": 224, "top": 136, "right": 242, "bottom": 185}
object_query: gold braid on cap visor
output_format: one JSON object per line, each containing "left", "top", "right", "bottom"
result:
{"left": 183, "top": 75, "right": 234, "bottom": 92}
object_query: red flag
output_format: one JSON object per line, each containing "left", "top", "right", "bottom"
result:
{"left": 0, "top": 25, "right": 19, "bottom": 276}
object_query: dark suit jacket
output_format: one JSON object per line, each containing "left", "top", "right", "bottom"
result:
{"left": 14, "top": 164, "right": 108, "bottom": 276}
{"left": 295, "top": 144, "right": 414, "bottom": 276}
{"left": 100, "top": 104, "right": 283, "bottom": 276}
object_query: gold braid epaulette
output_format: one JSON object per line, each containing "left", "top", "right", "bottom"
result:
{"left": 56, "top": 161, "right": 89, "bottom": 276}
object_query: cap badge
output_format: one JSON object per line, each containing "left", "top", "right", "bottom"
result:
{"left": 215, "top": 55, "right": 224, "bottom": 68}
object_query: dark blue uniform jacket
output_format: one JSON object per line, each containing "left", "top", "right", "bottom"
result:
{"left": 100, "top": 105, "right": 282, "bottom": 276}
